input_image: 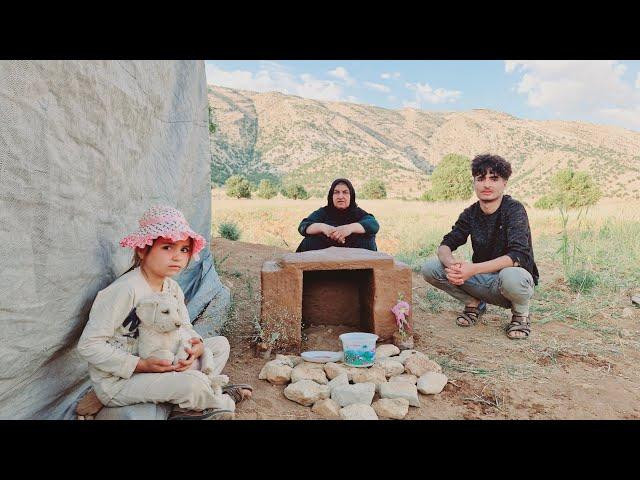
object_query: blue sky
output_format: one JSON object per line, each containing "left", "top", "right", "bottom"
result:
{"left": 205, "top": 60, "right": 640, "bottom": 132}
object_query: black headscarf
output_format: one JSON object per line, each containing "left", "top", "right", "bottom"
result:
{"left": 323, "top": 178, "right": 370, "bottom": 224}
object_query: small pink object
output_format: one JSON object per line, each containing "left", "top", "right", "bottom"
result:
{"left": 119, "top": 205, "right": 206, "bottom": 260}
{"left": 392, "top": 300, "right": 411, "bottom": 331}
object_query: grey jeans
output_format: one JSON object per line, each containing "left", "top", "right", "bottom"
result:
{"left": 421, "top": 258, "right": 535, "bottom": 316}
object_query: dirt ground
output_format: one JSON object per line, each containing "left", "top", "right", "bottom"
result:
{"left": 211, "top": 238, "right": 640, "bottom": 420}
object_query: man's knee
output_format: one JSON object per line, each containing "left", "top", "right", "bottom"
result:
{"left": 498, "top": 267, "right": 534, "bottom": 297}
{"left": 421, "top": 258, "right": 445, "bottom": 283}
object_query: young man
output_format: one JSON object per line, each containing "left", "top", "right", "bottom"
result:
{"left": 421, "top": 154, "right": 539, "bottom": 339}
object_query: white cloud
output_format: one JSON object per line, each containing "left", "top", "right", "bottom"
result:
{"left": 328, "top": 66, "right": 356, "bottom": 86}
{"left": 402, "top": 101, "right": 420, "bottom": 109}
{"left": 364, "top": 81, "right": 391, "bottom": 93}
{"left": 388, "top": 95, "right": 397, "bottom": 102}
{"left": 346, "top": 96, "right": 359, "bottom": 103}
{"left": 206, "top": 62, "right": 345, "bottom": 102}
{"left": 506, "top": 60, "right": 640, "bottom": 130}
{"left": 381, "top": 72, "right": 401, "bottom": 80}
{"left": 405, "top": 82, "right": 461, "bottom": 105}
{"left": 636, "top": 72, "right": 640, "bottom": 89}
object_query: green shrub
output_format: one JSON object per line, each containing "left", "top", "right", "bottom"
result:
{"left": 281, "top": 184, "right": 309, "bottom": 200}
{"left": 567, "top": 269, "right": 599, "bottom": 293}
{"left": 256, "top": 179, "right": 278, "bottom": 199}
{"left": 534, "top": 195, "right": 556, "bottom": 209}
{"left": 420, "top": 190, "right": 437, "bottom": 202}
{"left": 536, "top": 169, "right": 602, "bottom": 210}
{"left": 218, "top": 221, "right": 241, "bottom": 241}
{"left": 552, "top": 168, "right": 602, "bottom": 209}
{"left": 425, "top": 153, "right": 473, "bottom": 201}
{"left": 225, "top": 175, "right": 252, "bottom": 199}
{"left": 361, "top": 179, "right": 387, "bottom": 199}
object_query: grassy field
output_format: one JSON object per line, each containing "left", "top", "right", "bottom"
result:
{"left": 212, "top": 188, "right": 640, "bottom": 329}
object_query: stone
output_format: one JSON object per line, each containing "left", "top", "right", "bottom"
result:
{"left": 258, "top": 359, "right": 293, "bottom": 385}
{"left": 275, "top": 354, "right": 294, "bottom": 367}
{"left": 276, "top": 354, "right": 304, "bottom": 367}
{"left": 379, "top": 382, "right": 420, "bottom": 407}
{"left": 622, "top": 307, "right": 634, "bottom": 318}
{"left": 375, "top": 358, "right": 405, "bottom": 378}
{"left": 331, "top": 383, "right": 376, "bottom": 407}
{"left": 339, "top": 404, "right": 378, "bottom": 420}
{"left": 311, "top": 399, "right": 341, "bottom": 418}
{"left": 351, "top": 366, "right": 387, "bottom": 385}
{"left": 417, "top": 372, "right": 448, "bottom": 394}
{"left": 375, "top": 344, "right": 400, "bottom": 359}
{"left": 289, "top": 355, "right": 304, "bottom": 366}
{"left": 291, "top": 362, "right": 328, "bottom": 384}
{"left": 397, "top": 350, "right": 429, "bottom": 365}
{"left": 372, "top": 398, "right": 410, "bottom": 420}
{"left": 389, "top": 374, "right": 418, "bottom": 385}
{"left": 328, "top": 373, "right": 349, "bottom": 393}
{"left": 405, "top": 356, "right": 442, "bottom": 377}
{"left": 631, "top": 295, "right": 640, "bottom": 307}
{"left": 324, "top": 362, "right": 350, "bottom": 381}
{"left": 284, "top": 380, "right": 330, "bottom": 407}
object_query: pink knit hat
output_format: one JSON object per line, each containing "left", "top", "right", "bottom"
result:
{"left": 119, "top": 205, "right": 206, "bottom": 260}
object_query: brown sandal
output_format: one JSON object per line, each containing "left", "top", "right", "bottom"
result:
{"left": 222, "top": 384, "right": 254, "bottom": 403}
{"left": 456, "top": 302, "right": 487, "bottom": 327}
{"left": 506, "top": 315, "right": 531, "bottom": 339}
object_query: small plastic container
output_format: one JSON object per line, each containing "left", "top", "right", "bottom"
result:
{"left": 339, "top": 332, "right": 378, "bottom": 367}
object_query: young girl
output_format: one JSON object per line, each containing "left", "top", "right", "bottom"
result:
{"left": 77, "top": 205, "right": 252, "bottom": 420}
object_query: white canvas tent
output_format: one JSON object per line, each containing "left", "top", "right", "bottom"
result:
{"left": 0, "top": 60, "right": 229, "bottom": 419}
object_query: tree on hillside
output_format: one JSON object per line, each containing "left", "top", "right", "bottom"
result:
{"left": 421, "top": 154, "right": 473, "bottom": 201}
{"left": 281, "top": 183, "right": 309, "bottom": 200}
{"left": 225, "top": 174, "right": 251, "bottom": 199}
{"left": 256, "top": 179, "right": 278, "bottom": 199}
{"left": 361, "top": 179, "right": 387, "bottom": 199}
{"left": 534, "top": 168, "right": 601, "bottom": 209}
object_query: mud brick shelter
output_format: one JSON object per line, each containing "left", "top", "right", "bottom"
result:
{"left": 260, "top": 247, "right": 412, "bottom": 352}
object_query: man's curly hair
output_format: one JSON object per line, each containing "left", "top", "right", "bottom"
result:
{"left": 471, "top": 154, "right": 512, "bottom": 180}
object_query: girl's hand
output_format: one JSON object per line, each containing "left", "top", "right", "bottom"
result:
{"left": 135, "top": 357, "right": 177, "bottom": 373}
{"left": 175, "top": 338, "right": 204, "bottom": 372}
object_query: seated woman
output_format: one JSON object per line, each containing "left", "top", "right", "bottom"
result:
{"left": 296, "top": 178, "right": 379, "bottom": 252}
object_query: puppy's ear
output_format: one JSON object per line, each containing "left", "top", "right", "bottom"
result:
{"left": 135, "top": 303, "right": 150, "bottom": 323}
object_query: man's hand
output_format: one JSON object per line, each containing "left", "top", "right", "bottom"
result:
{"left": 445, "top": 262, "right": 477, "bottom": 286}
{"left": 329, "top": 224, "right": 353, "bottom": 244}
{"left": 175, "top": 338, "right": 204, "bottom": 372}
{"left": 135, "top": 357, "right": 177, "bottom": 373}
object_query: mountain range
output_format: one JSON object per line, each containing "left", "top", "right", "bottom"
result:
{"left": 208, "top": 85, "right": 640, "bottom": 199}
